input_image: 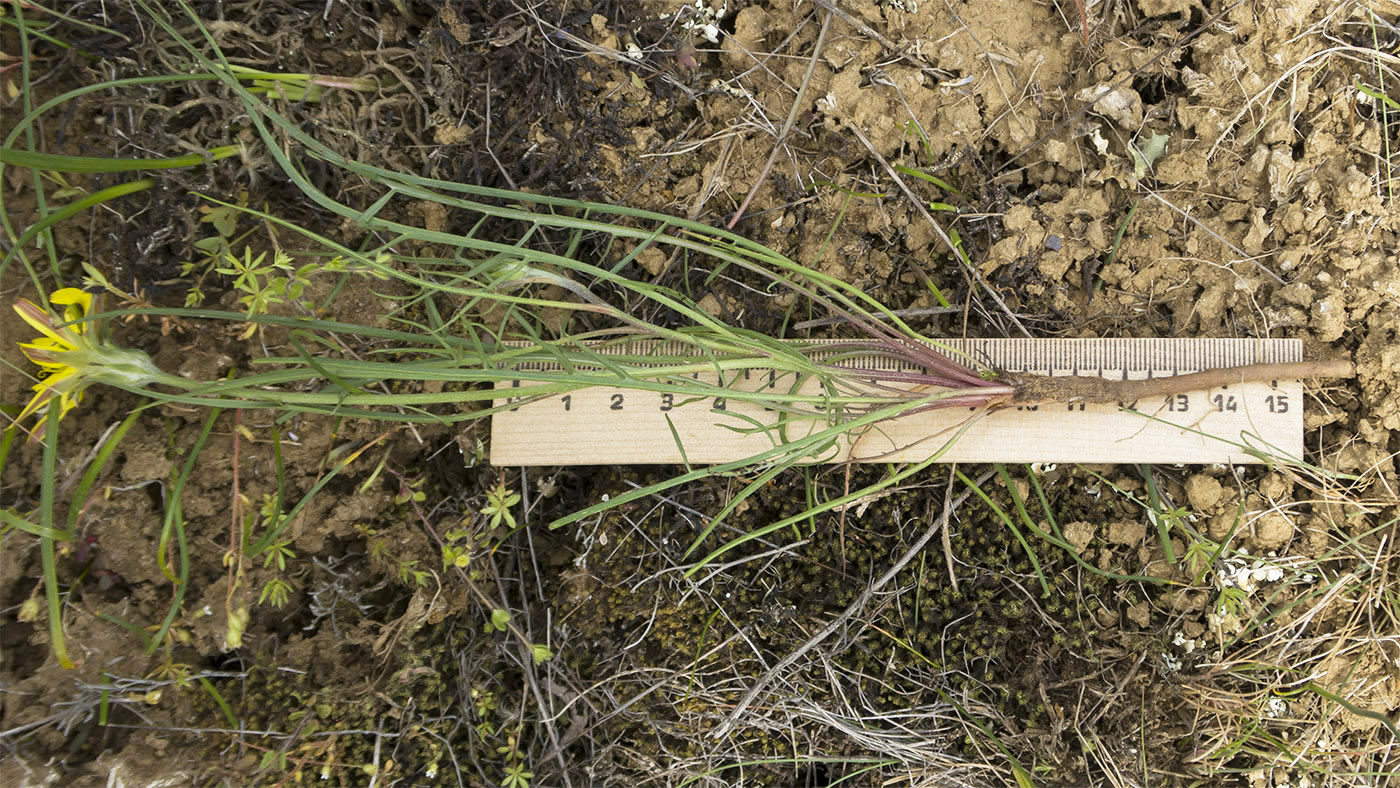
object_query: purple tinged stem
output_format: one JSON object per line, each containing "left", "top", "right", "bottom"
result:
{"left": 810, "top": 338, "right": 999, "bottom": 389}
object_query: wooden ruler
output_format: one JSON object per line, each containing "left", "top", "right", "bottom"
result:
{"left": 490, "top": 338, "right": 1304, "bottom": 465}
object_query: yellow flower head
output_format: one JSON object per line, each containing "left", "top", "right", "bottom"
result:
{"left": 12, "top": 287, "right": 163, "bottom": 441}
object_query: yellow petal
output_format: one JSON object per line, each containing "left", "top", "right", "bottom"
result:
{"left": 16, "top": 383, "right": 54, "bottom": 423}
{"left": 50, "top": 288, "right": 93, "bottom": 310}
{"left": 19, "top": 337, "right": 72, "bottom": 367}
{"left": 50, "top": 288, "right": 93, "bottom": 328}
{"left": 13, "top": 298, "right": 66, "bottom": 346}
{"left": 35, "top": 365, "right": 77, "bottom": 388}
{"left": 56, "top": 388, "right": 84, "bottom": 418}
{"left": 15, "top": 365, "right": 84, "bottom": 440}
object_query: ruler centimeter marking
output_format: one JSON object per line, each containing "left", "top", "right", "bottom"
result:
{"left": 490, "top": 338, "right": 1303, "bottom": 466}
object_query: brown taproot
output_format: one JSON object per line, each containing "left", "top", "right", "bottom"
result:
{"left": 1002, "top": 359, "right": 1355, "bottom": 407}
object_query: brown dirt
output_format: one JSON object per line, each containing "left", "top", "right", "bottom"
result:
{"left": 2, "top": 1, "right": 1398, "bottom": 787}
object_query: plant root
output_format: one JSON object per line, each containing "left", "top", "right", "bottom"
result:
{"left": 1002, "top": 359, "right": 1356, "bottom": 407}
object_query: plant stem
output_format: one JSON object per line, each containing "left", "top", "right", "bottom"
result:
{"left": 1004, "top": 359, "right": 1355, "bottom": 406}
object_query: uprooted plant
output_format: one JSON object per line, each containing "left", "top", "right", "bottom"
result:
{"left": 3, "top": 3, "right": 1357, "bottom": 460}
{"left": 6, "top": 167, "right": 1359, "bottom": 589}
{"left": 2, "top": 1, "right": 1364, "bottom": 682}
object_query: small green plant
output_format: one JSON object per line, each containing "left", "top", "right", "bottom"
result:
{"left": 502, "top": 762, "right": 533, "bottom": 788}
{"left": 259, "top": 750, "right": 288, "bottom": 774}
{"left": 1215, "top": 585, "right": 1248, "bottom": 621}
{"left": 358, "top": 522, "right": 432, "bottom": 587}
{"left": 261, "top": 538, "right": 294, "bottom": 572}
{"left": 397, "top": 559, "right": 430, "bottom": 588}
{"left": 394, "top": 476, "right": 427, "bottom": 506}
{"left": 472, "top": 686, "right": 497, "bottom": 737}
{"left": 258, "top": 578, "right": 293, "bottom": 608}
{"left": 179, "top": 192, "right": 251, "bottom": 308}
{"left": 485, "top": 608, "right": 510, "bottom": 633}
{"left": 1181, "top": 536, "right": 1221, "bottom": 582}
{"left": 441, "top": 524, "right": 477, "bottom": 571}
{"left": 481, "top": 481, "right": 521, "bottom": 532}
{"left": 218, "top": 247, "right": 295, "bottom": 315}
{"left": 147, "top": 620, "right": 197, "bottom": 686}
{"left": 217, "top": 247, "right": 360, "bottom": 321}
{"left": 179, "top": 193, "right": 385, "bottom": 322}
{"left": 497, "top": 730, "right": 532, "bottom": 788}
{"left": 442, "top": 483, "right": 524, "bottom": 572}
{"left": 239, "top": 495, "right": 297, "bottom": 610}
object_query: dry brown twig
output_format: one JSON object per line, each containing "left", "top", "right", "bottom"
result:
{"left": 846, "top": 124, "right": 1036, "bottom": 339}
{"left": 726, "top": 11, "right": 831, "bottom": 228}
{"left": 712, "top": 469, "right": 994, "bottom": 738}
